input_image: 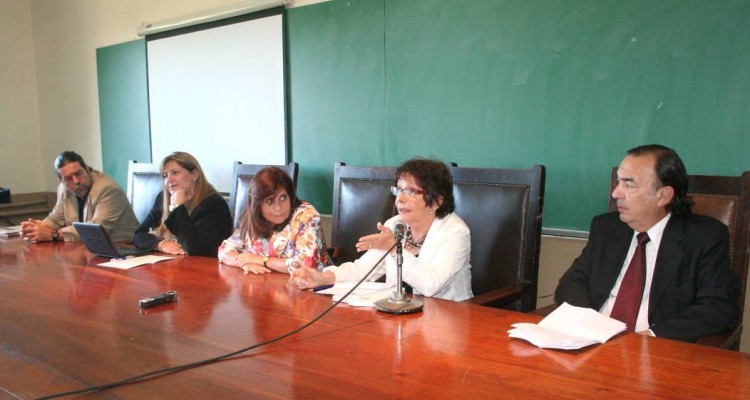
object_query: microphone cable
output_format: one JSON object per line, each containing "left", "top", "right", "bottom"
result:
{"left": 35, "top": 241, "right": 398, "bottom": 400}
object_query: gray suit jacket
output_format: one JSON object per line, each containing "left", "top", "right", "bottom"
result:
{"left": 555, "top": 212, "right": 739, "bottom": 342}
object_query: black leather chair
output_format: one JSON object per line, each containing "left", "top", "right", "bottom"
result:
{"left": 608, "top": 168, "right": 750, "bottom": 350}
{"left": 330, "top": 162, "right": 397, "bottom": 264}
{"left": 456, "top": 165, "right": 546, "bottom": 312}
{"left": 228, "top": 161, "right": 298, "bottom": 229}
{"left": 126, "top": 160, "right": 163, "bottom": 224}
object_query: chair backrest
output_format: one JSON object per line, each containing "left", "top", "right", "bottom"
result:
{"left": 608, "top": 168, "right": 750, "bottom": 315}
{"left": 228, "top": 161, "right": 299, "bottom": 229}
{"left": 450, "top": 165, "right": 546, "bottom": 312}
{"left": 331, "top": 162, "right": 397, "bottom": 264}
{"left": 126, "top": 160, "right": 163, "bottom": 224}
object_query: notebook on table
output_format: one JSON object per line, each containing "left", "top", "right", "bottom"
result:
{"left": 73, "top": 222, "right": 147, "bottom": 258}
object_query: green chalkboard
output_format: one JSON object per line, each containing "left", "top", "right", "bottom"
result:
{"left": 288, "top": 0, "right": 750, "bottom": 231}
{"left": 97, "top": 39, "right": 151, "bottom": 191}
{"left": 287, "top": 0, "right": 387, "bottom": 214}
{"left": 99, "top": 0, "right": 750, "bottom": 232}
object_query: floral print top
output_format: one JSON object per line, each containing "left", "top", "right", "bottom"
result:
{"left": 218, "top": 202, "right": 331, "bottom": 271}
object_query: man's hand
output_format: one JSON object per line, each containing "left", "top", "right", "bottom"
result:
{"left": 20, "top": 219, "right": 55, "bottom": 243}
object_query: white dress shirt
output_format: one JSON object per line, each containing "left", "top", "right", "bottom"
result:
{"left": 600, "top": 213, "right": 671, "bottom": 333}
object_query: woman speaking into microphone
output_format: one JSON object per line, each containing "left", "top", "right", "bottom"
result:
{"left": 291, "top": 158, "right": 473, "bottom": 301}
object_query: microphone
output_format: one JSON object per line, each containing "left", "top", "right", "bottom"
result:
{"left": 393, "top": 221, "right": 407, "bottom": 242}
{"left": 375, "top": 221, "right": 424, "bottom": 315}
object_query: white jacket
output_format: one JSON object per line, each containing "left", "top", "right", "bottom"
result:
{"left": 325, "top": 213, "right": 473, "bottom": 301}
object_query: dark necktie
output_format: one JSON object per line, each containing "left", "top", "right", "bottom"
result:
{"left": 610, "top": 232, "right": 651, "bottom": 332}
{"left": 77, "top": 195, "right": 87, "bottom": 222}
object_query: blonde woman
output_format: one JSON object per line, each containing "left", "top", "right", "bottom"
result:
{"left": 133, "top": 152, "right": 232, "bottom": 257}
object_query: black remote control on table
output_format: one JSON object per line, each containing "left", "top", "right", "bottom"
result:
{"left": 139, "top": 291, "right": 177, "bottom": 308}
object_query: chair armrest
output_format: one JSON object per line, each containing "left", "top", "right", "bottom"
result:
{"left": 695, "top": 324, "right": 743, "bottom": 350}
{"left": 463, "top": 284, "right": 521, "bottom": 308}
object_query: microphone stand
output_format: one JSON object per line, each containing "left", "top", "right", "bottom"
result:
{"left": 375, "top": 232, "right": 424, "bottom": 315}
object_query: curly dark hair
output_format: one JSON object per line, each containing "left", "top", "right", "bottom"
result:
{"left": 627, "top": 144, "right": 693, "bottom": 215}
{"left": 395, "top": 158, "right": 454, "bottom": 218}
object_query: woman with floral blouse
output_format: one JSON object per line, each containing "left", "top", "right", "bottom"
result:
{"left": 218, "top": 167, "right": 331, "bottom": 274}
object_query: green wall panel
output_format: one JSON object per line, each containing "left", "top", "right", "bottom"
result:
{"left": 289, "top": 0, "right": 750, "bottom": 230}
{"left": 99, "top": 0, "right": 750, "bottom": 231}
{"left": 288, "top": 0, "right": 387, "bottom": 214}
{"left": 97, "top": 39, "right": 151, "bottom": 191}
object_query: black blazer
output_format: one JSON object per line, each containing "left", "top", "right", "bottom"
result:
{"left": 555, "top": 212, "right": 740, "bottom": 342}
{"left": 133, "top": 192, "right": 233, "bottom": 258}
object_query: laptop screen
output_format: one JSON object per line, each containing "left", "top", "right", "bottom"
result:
{"left": 73, "top": 222, "right": 140, "bottom": 258}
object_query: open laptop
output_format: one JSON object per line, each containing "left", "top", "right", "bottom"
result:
{"left": 73, "top": 222, "right": 147, "bottom": 258}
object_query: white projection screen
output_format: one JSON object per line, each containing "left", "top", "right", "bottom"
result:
{"left": 146, "top": 11, "right": 286, "bottom": 193}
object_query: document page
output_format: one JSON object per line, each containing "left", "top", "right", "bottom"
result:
{"left": 314, "top": 282, "right": 394, "bottom": 307}
{"left": 508, "top": 302, "right": 626, "bottom": 350}
{"left": 98, "top": 255, "right": 175, "bottom": 270}
{"left": 0, "top": 226, "right": 22, "bottom": 238}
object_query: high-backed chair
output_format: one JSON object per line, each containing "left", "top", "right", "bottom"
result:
{"left": 609, "top": 168, "right": 750, "bottom": 350}
{"left": 331, "top": 162, "right": 397, "bottom": 264}
{"left": 228, "top": 161, "right": 298, "bottom": 229}
{"left": 126, "top": 160, "right": 163, "bottom": 224}
{"left": 456, "top": 165, "right": 546, "bottom": 312}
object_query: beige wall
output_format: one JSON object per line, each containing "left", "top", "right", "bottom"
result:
{"left": 2, "top": 0, "right": 327, "bottom": 193}
{"left": 1, "top": 0, "right": 43, "bottom": 193}
{"left": 537, "top": 235, "right": 587, "bottom": 309}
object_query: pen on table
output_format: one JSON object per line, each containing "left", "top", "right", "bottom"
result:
{"left": 312, "top": 284, "right": 333, "bottom": 292}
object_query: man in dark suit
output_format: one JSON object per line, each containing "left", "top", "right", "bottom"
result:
{"left": 555, "top": 144, "right": 739, "bottom": 342}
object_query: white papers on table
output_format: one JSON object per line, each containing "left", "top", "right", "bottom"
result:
{"left": 98, "top": 255, "right": 175, "bottom": 270}
{"left": 0, "top": 226, "right": 22, "bottom": 238}
{"left": 314, "top": 281, "right": 394, "bottom": 307}
{"left": 508, "top": 302, "right": 626, "bottom": 350}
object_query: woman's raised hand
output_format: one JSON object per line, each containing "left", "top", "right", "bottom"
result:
{"left": 356, "top": 222, "right": 397, "bottom": 253}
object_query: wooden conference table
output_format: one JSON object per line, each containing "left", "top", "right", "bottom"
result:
{"left": 1, "top": 238, "right": 749, "bottom": 399}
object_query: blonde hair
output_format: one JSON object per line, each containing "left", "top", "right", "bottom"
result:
{"left": 155, "top": 151, "right": 218, "bottom": 238}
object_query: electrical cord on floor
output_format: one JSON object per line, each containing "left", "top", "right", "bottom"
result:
{"left": 35, "top": 241, "right": 398, "bottom": 400}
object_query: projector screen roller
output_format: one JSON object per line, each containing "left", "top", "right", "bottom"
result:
{"left": 146, "top": 11, "right": 286, "bottom": 193}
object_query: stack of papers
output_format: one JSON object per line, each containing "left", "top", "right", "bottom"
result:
{"left": 98, "top": 255, "right": 174, "bottom": 270}
{"left": 0, "top": 226, "right": 22, "bottom": 238}
{"left": 508, "top": 302, "right": 626, "bottom": 350}
{"left": 314, "top": 282, "right": 394, "bottom": 307}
